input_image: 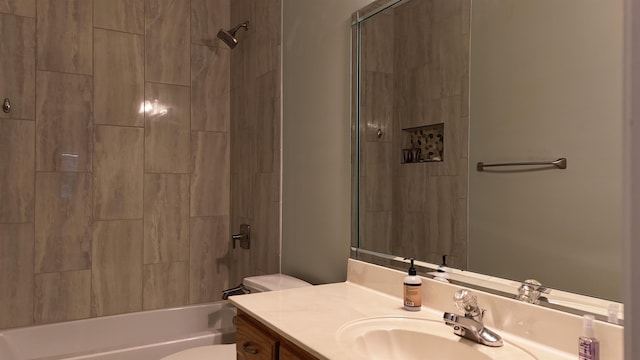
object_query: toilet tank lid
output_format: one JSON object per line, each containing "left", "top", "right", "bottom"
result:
{"left": 243, "top": 274, "right": 312, "bottom": 292}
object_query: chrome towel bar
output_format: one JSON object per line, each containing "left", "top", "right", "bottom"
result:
{"left": 476, "top": 157, "right": 567, "bottom": 171}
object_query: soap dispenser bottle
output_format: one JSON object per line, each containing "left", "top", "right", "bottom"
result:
{"left": 579, "top": 314, "right": 600, "bottom": 360}
{"left": 434, "top": 254, "right": 451, "bottom": 283}
{"left": 403, "top": 258, "right": 422, "bottom": 311}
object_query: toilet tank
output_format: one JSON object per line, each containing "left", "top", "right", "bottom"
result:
{"left": 242, "top": 274, "right": 312, "bottom": 293}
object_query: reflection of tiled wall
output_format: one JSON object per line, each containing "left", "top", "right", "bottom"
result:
{"left": 392, "top": 0, "right": 469, "bottom": 269}
{"left": 0, "top": 0, "right": 231, "bottom": 329}
{"left": 360, "top": 0, "right": 469, "bottom": 269}
{"left": 360, "top": 11, "right": 395, "bottom": 256}
{"left": 229, "top": 0, "right": 282, "bottom": 285}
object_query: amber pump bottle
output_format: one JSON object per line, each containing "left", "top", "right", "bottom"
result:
{"left": 403, "top": 258, "right": 422, "bottom": 311}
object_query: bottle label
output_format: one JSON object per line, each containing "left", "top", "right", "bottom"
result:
{"left": 579, "top": 340, "right": 600, "bottom": 360}
{"left": 404, "top": 284, "right": 422, "bottom": 307}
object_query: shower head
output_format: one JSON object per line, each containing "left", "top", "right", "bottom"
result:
{"left": 217, "top": 21, "right": 249, "bottom": 49}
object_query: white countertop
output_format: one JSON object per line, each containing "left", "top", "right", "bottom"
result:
{"left": 230, "top": 281, "right": 576, "bottom": 360}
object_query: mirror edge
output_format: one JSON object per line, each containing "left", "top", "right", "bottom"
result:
{"left": 352, "top": 0, "right": 405, "bottom": 24}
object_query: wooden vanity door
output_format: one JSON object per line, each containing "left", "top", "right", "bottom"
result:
{"left": 236, "top": 313, "right": 279, "bottom": 360}
{"left": 279, "top": 343, "right": 318, "bottom": 360}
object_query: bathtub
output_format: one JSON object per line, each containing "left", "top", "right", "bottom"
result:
{"left": 0, "top": 302, "right": 236, "bottom": 360}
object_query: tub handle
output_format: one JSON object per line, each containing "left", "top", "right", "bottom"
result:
{"left": 242, "top": 342, "right": 259, "bottom": 355}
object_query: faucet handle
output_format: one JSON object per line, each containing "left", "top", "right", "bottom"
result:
{"left": 454, "top": 289, "right": 484, "bottom": 319}
{"left": 516, "top": 279, "right": 549, "bottom": 304}
{"left": 454, "top": 289, "right": 477, "bottom": 312}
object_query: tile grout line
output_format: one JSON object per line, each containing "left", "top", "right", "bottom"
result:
{"left": 142, "top": 0, "right": 147, "bottom": 312}
{"left": 188, "top": 0, "right": 193, "bottom": 306}
{"left": 90, "top": 0, "right": 95, "bottom": 319}
{"left": 32, "top": 0, "right": 38, "bottom": 326}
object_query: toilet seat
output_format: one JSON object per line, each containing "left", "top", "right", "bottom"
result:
{"left": 161, "top": 344, "right": 235, "bottom": 360}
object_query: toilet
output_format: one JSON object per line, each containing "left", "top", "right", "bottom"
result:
{"left": 162, "top": 274, "right": 312, "bottom": 360}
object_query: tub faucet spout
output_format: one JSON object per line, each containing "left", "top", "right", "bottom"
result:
{"left": 221, "top": 283, "right": 250, "bottom": 300}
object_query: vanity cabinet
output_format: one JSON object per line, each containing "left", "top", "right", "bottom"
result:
{"left": 279, "top": 343, "right": 317, "bottom": 360}
{"left": 236, "top": 310, "right": 318, "bottom": 360}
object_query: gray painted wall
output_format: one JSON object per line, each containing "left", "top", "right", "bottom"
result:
{"left": 281, "top": 0, "right": 373, "bottom": 284}
{"left": 625, "top": 0, "right": 640, "bottom": 358}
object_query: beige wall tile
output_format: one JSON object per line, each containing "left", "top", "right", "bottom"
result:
{"left": 92, "top": 220, "right": 143, "bottom": 317}
{"left": 191, "top": 45, "right": 230, "bottom": 132}
{"left": 0, "top": 119, "right": 34, "bottom": 222}
{"left": 0, "top": 0, "right": 238, "bottom": 328}
{"left": 461, "top": 0, "right": 470, "bottom": 34}
{"left": 362, "top": 211, "right": 392, "bottom": 254}
{"left": 34, "top": 270, "right": 91, "bottom": 324}
{"left": 394, "top": 68, "right": 439, "bottom": 130}
{"left": 191, "top": 131, "right": 229, "bottom": 216}
{"left": 385, "top": 0, "right": 469, "bottom": 265}
{"left": 0, "top": 224, "right": 34, "bottom": 329}
{"left": 362, "top": 71, "right": 394, "bottom": 143}
{"left": 191, "top": 0, "right": 229, "bottom": 45}
{"left": 363, "top": 142, "right": 393, "bottom": 212}
{"left": 143, "top": 262, "right": 188, "bottom": 310}
{"left": 398, "top": 211, "right": 429, "bottom": 258}
{"left": 432, "top": 0, "right": 463, "bottom": 20}
{"left": 35, "top": 173, "right": 91, "bottom": 273}
{"left": 398, "top": 165, "right": 427, "bottom": 212}
{"left": 461, "top": 47, "right": 470, "bottom": 118}
{"left": 230, "top": 126, "right": 255, "bottom": 219}
{"left": 252, "top": 174, "right": 279, "bottom": 274}
{"left": 230, "top": 50, "right": 257, "bottom": 124}
{"left": 227, "top": 6, "right": 252, "bottom": 95}
{"left": 93, "top": 126, "right": 144, "bottom": 220}
{"left": 94, "top": 0, "right": 144, "bottom": 34}
{"left": 229, "top": 34, "right": 256, "bottom": 94}
{"left": 144, "top": 174, "right": 189, "bottom": 264}
{"left": 432, "top": 13, "right": 465, "bottom": 97}
{"left": 229, "top": 0, "right": 281, "bottom": 283}
{"left": 428, "top": 176, "right": 455, "bottom": 255}
{"left": 229, "top": 0, "right": 253, "bottom": 33}
{"left": 0, "top": 0, "right": 35, "bottom": 17}
{"left": 429, "top": 96, "right": 463, "bottom": 176}
{"left": 256, "top": 71, "right": 279, "bottom": 173}
{"left": 253, "top": 0, "right": 280, "bottom": 77}
{"left": 145, "top": 83, "right": 191, "bottom": 173}
{"left": 189, "top": 216, "right": 229, "bottom": 303}
{"left": 35, "top": 71, "right": 92, "bottom": 172}
{"left": 0, "top": 14, "right": 35, "bottom": 120}
{"left": 394, "top": 0, "right": 431, "bottom": 70}
{"left": 452, "top": 197, "right": 468, "bottom": 268}
{"left": 361, "top": 11, "right": 394, "bottom": 73}
{"left": 94, "top": 29, "right": 144, "bottom": 127}
{"left": 145, "top": 0, "right": 190, "bottom": 85}
{"left": 230, "top": 101, "right": 257, "bottom": 170}
{"left": 459, "top": 115, "right": 469, "bottom": 161}
{"left": 36, "top": 0, "right": 92, "bottom": 75}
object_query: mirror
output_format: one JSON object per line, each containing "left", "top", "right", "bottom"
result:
{"left": 352, "top": 0, "right": 623, "bottom": 306}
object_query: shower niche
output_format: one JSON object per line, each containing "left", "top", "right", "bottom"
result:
{"left": 401, "top": 123, "right": 444, "bottom": 164}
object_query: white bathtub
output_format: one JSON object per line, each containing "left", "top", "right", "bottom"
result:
{"left": 0, "top": 302, "right": 236, "bottom": 360}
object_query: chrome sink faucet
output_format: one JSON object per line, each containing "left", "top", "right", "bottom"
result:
{"left": 443, "top": 289, "right": 504, "bottom": 347}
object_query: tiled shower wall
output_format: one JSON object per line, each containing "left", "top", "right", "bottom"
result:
{"left": 229, "top": 0, "right": 282, "bottom": 285}
{"left": 0, "top": 0, "right": 232, "bottom": 329}
{"left": 360, "top": 0, "right": 469, "bottom": 269}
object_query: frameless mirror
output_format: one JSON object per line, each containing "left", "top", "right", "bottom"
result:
{"left": 351, "top": 0, "right": 623, "bottom": 317}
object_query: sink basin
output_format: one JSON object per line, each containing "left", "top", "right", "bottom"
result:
{"left": 336, "top": 316, "right": 537, "bottom": 360}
